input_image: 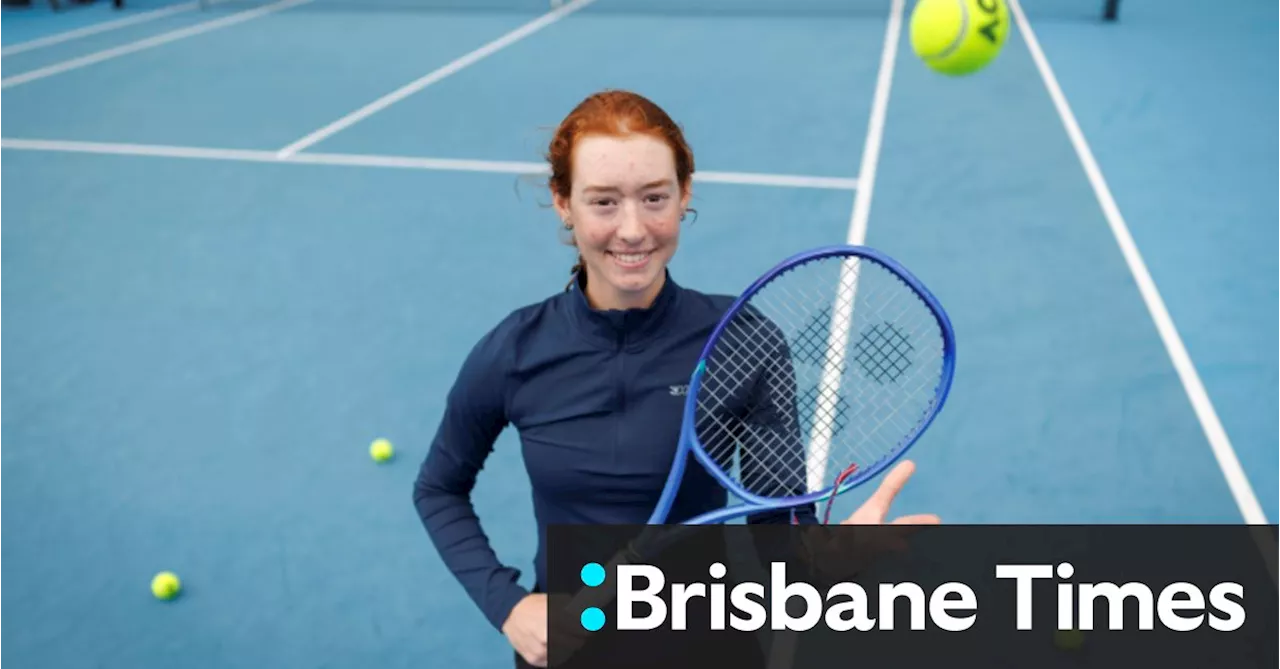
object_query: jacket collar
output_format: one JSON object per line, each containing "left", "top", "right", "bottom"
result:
{"left": 566, "top": 269, "right": 681, "bottom": 349}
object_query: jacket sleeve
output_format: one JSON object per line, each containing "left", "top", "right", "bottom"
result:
{"left": 412, "top": 325, "right": 529, "bottom": 632}
{"left": 727, "top": 307, "right": 818, "bottom": 526}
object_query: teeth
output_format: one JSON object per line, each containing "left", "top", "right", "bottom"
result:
{"left": 613, "top": 252, "right": 649, "bottom": 264}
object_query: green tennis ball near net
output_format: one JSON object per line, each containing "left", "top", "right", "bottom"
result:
{"left": 910, "top": 0, "right": 1010, "bottom": 76}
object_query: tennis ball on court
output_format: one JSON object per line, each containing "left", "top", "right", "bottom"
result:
{"left": 910, "top": 0, "right": 1010, "bottom": 76}
{"left": 151, "top": 571, "right": 181, "bottom": 601}
{"left": 1054, "top": 628, "right": 1085, "bottom": 651}
{"left": 370, "top": 438, "right": 394, "bottom": 463}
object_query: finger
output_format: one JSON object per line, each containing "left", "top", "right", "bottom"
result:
{"left": 843, "top": 461, "right": 918, "bottom": 524}
{"left": 867, "top": 460, "right": 917, "bottom": 508}
{"left": 891, "top": 513, "right": 941, "bottom": 525}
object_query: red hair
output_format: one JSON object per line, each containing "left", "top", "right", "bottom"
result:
{"left": 545, "top": 90, "right": 695, "bottom": 282}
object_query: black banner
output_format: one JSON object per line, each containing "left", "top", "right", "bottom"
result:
{"left": 545, "top": 524, "right": 1278, "bottom": 668}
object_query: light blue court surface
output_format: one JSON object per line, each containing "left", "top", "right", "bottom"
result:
{"left": 2, "top": 0, "right": 1276, "bottom": 666}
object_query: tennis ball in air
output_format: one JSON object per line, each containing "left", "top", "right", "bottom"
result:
{"left": 1054, "top": 628, "right": 1085, "bottom": 651}
{"left": 910, "top": 0, "right": 1010, "bottom": 76}
{"left": 370, "top": 438, "right": 394, "bottom": 463}
{"left": 151, "top": 571, "right": 182, "bottom": 601}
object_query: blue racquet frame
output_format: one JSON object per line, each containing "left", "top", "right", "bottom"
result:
{"left": 647, "top": 244, "right": 957, "bottom": 526}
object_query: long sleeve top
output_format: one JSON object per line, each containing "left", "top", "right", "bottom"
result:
{"left": 412, "top": 271, "right": 813, "bottom": 631}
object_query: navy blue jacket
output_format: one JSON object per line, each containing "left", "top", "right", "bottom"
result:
{"left": 412, "top": 272, "right": 811, "bottom": 632}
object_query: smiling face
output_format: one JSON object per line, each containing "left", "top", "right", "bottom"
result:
{"left": 554, "top": 133, "right": 691, "bottom": 311}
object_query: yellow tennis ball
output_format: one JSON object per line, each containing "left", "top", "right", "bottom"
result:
{"left": 1054, "top": 628, "right": 1085, "bottom": 651}
{"left": 370, "top": 438, "right": 394, "bottom": 463}
{"left": 910, "top": 0, "right": 1010, "bottom": 76}
{"left": 151, "top": 571, "right": 181, "bottom": 601}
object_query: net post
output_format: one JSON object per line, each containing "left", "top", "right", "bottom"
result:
{"left": 1103, "top": 0, "right": 1119, "bottom": 20}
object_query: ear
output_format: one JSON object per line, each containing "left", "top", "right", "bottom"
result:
{"left": 552, "top": 191, "right": 572, "bottom": 226}
{"left": 679, "top": 187, "right": 692, "bottom": 214}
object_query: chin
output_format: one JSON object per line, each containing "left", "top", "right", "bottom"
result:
{"left": 593, "top": 273, "right": 661, "bottom": 307}
{"left": 610, "top": 269, "right": 662, "bottom": 292}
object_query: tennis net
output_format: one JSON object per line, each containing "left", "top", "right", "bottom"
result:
{"left": 120, "top": 0, "right": 1120, "bottom": 20}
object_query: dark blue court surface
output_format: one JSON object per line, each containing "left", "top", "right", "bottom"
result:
{"left": 3, "top": 0, "right": 1275, "bottom": 666}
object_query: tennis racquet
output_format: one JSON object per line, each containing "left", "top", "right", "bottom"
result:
{"left": 647, "top": 244, "right": 956, "bottom": 528}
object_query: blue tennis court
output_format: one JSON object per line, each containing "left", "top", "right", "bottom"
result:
{"left": 2, "top": 0, "right": 1275, "bottom": 666}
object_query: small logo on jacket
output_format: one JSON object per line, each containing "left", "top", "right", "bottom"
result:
{"left": 669, "top": 385, "right": 689, "bottom": 397}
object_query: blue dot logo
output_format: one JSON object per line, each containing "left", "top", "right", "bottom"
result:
{"left": 580, "top": 607, "right": 605, "bottom": 632}
{"left": 578, "top": 563, "right": 607, "bottom": 631}
{"left": 580, "top": 562, "right": 605, "bottom": 587}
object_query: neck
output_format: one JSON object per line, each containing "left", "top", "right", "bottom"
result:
{"left": 583, "top": 272, "right": 666, "bottom": 311}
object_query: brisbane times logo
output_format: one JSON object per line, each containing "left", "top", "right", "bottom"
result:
{"left": 571, "top": 560, "right": 1249, "bottom": 634}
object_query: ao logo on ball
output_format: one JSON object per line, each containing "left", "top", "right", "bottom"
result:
{"left": 975, "top": 0, "right": 1004, "bottom": 43}
{"left": 909, "top": 0, "right": 1010, "bottom": 76}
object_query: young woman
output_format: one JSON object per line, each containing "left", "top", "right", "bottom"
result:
{"left": 413, "top": 89, "right": 939, "bottom": 668}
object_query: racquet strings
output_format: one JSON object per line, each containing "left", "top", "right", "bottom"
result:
{"left": 692, "top": 253, "right": 949, "bottom": 508}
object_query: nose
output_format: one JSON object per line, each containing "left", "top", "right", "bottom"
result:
{"left": 616, "top": 200, "right": 646, "bottom": 244}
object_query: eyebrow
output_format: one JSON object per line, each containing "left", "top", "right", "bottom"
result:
{"left": 581, "top": 179, "right": 674, "bottom": 193}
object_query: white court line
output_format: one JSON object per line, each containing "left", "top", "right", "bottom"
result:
{"left": 275, "top": 0, "right": 596, "bottom": 158}
{"left": 770, "top": 2, "right": 904, "bottom": 669}
{"left": 290, "top": 150, "right": 550, "bottom": 175}
{"left": 0, "top": 137, "right": 279, "bottom": 161}
{"left": 1, "top": 1, "right": 199, "bottom": 57}
{"left": 1, "top": 0, "right": 310, "bottom": 89}
{"left": 0, "top": 137, "right": 859, "bottom": 190}
{"left": 695, "top": 170, "right": 856, "bottom": 190}
{"left": 803, "top": 0, "right": 904, "bottom": 494}
{"left": 1010, "top": 0, "right": 1269, "bottom": 526}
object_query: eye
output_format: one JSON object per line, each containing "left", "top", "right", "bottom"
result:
{"left": 590, "top": 197, "right": 617, "bottom": 207}
{"left": 644, "top": 193, "right": 671, "bottom": 205}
